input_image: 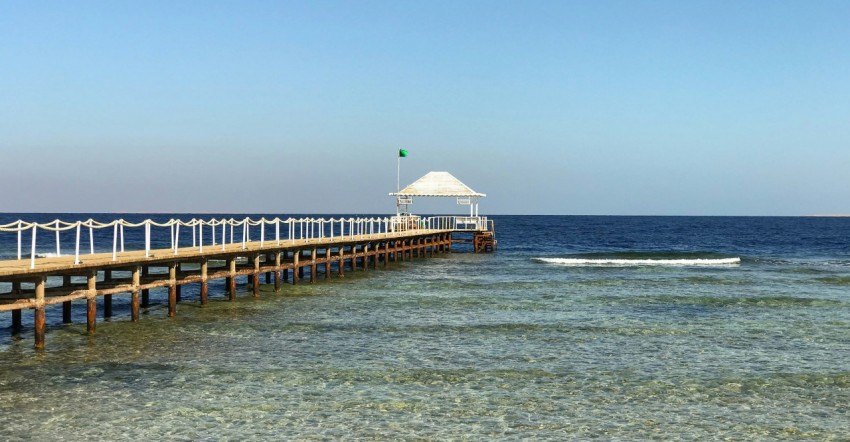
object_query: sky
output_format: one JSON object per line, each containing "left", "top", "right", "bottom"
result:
{"left": 1, "top": 0, "right": 849, "bottom": 215}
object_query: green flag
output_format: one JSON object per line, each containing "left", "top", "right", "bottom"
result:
{"left": 399, "top": 149, "right": 408, "bottom": 158}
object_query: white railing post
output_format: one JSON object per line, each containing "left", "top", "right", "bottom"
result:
{"left": 199, "top": 220, "right": 204, "bottom": 253}
{"left": 145, "top": 220, "right": 151, "bottom": 257}
{"left": 17, "top": 220, "right": 21, "bottom": 260}
{"left": 241, "top": 219, "right": 247, "bottom": 250}
{"left": 120, "top": 222, "right": 125, "bottom": 252}
{"left": 55, "top": 220, "right": 61, "bottom": 257}
{"left": 276, "top": 219, "right": 280, "bottom": 245}
{"left": 89, "top": 220, "right": 95, "bottom": 255}
{"left": 192, "top": 220, "right": 197, "bottom": 248}
{"left": 222, "top": 219, "right": 226, "bottom": 251}
{"left": 261, "top": 219, "right": 265, "bottom": 247}
{"left": 174, "top": 222, "right": 180, "bottom": 255}
{"left": 30, "top": 224, "right": 37, "bottom": 269}
{"left": 74, "top": 221, "right": 81, "bottom": 265}
{"left": 112, "top": 223, "right": 118, "bottom": 261}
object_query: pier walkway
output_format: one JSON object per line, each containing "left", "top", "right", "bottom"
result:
{"left": 0, "top": 215, "right": 495, "bottom": 349}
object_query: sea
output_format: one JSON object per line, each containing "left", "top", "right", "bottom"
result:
{"left": 0, "top": 214, "right": 848, "bottom": 440}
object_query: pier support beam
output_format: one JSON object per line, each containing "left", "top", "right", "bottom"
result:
{"left": 292, "top": 251, "right": 300, "bottom": 285}
{"left": 253, "top": 254, "right": 260, "bottom": 297}
{"left": 227, "top": 258, "right": 236, "bottom": 300}
{"left": 383, "top": 242, "right": 388, "bottom": 268}
{"left": 175, "top": 265, "right": 182, "bottom": 303}
{"left": 104, "top": 270, "right": 113, "bottom": 318}
{"left": 325, "top": 248, "right": 331, "bottom": 279}
{"left": 200, "top": 259, "right": 209, "bottom": 305}
{"left": 12, "top": 310, "right": 22, "bottom": 335}
{"left": 131, "top": 266, "right": 140, "bottom": 322}
{"left": 34, "top": 276, "right": 46, "bottom": 349}
{"left": 338, "top": 247, "right": 345, "bottom": 277}
{"left": 87, "top": 270, "right": 97, "bottom": 334}
{"left": 310, "top": 249, "right": 317, "bottom": 283}
{"left": 62, "top": 276, "right": 72, "bottom": 324}
{"left": 11, "top": 282, "right": 22, "bottom": 334}
{"left": 274, "top": 253, "right": 281, "bottom": 292}
{"left": 142, "top": 266, "right": 150, "bottom": 307}
{"left": 298, "top": 254, "right": 305, "bottom": 281}
{"left": 168, "top": 263, "right": 177, "bottom": 317}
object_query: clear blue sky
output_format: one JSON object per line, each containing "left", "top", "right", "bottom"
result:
{"left": 2, "top": 0, "right": 848, "bottom": 215}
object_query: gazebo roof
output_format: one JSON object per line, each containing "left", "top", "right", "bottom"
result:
{"left": 390, "top": 171, "right": 485, "bottom": 198}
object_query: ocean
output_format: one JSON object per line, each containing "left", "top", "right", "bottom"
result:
{"left": 0, "top": 215, "right": 848, "bottom": 440}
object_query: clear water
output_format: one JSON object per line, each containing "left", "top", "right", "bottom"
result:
{"left": 1, "top": 215, "right": 849, "bottom": 440}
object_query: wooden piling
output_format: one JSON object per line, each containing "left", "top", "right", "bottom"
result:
{"left": 87, "top": 270, "right": 96, "bottom": 334}
{"left": 338, "top": 247, "right": 345, "bottom": 277}
{"left": 292, "top": 251, "right": 300, "bottom": 284}
{"left": 227, "top": 258, "right": 236, "bottom": 300}
{"left": 142, "top": 266, "right": 150, "bottom": 307}
{"left": 11, "top": 282, "right": 22, "bottom": 334}
{"left": 168, "top": 262, "right": 177, "bottom": 317}
{"left": 382, "top": 242, "right": 388, "bottom": 268}
{"left": 283, "top": 251, "right": 289, "bottom": 282}
{"left": 104, "top": 269, "right": 113, "bottom": 318}
{"left": 34, "top": 276, "right": 45, "bottom": 349}
{"left": 131, "top": 266, "right": 140, "bottom": 322}
{"left": 200, "top": 259, "right": 209, "bottom": 305}
{"left": 62, "top": 275, "right": 72, "bottom": 323}
{"left": 12, "top": 309, "right": 22, "bottom": 334}
{"left": 274, "top": 252, "right": 281, "bottom": 292}
{"left": 252, "top": 254, "right": 260, "bottom": 296}
{"left": 310, "top": 248, "right": 317, "bottom": 283}
{"left": 325, "top": 248, "right": 331, "bottom": 280}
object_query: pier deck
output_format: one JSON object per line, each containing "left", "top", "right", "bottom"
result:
{"left": 0, "top": 214, "right": 495, "bottom": 349}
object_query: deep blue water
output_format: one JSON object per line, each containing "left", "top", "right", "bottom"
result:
{"left": 1, "top": 215, "right": 849, "bottom": 440}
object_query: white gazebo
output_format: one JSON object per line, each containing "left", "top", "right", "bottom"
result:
{"left": 389, "top": 171, "right": 485, "bottom": 219}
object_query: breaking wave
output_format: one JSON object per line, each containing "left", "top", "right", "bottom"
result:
{"left": 535, "top": 257, "right": 741, "bottom": 267}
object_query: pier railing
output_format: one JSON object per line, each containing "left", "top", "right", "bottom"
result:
{"left": 0, "top": 215, "right": 489, "bottom": 270}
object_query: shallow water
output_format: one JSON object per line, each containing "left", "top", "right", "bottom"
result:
{"left": 1, "top": 215, "right": 849, "bottom": 440}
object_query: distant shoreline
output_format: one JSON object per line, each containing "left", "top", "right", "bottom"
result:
{"left": 810, "top": 214, "right": 850, "bottom": 217}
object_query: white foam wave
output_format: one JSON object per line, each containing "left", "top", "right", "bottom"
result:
{"left": 35, "top": 252, "right": 60, "bottom": 258}
{"left": 535, "top": 257, "right": 741, "bottom": 267}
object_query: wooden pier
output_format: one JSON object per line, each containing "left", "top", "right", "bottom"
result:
{"left": 0, "top": 215, "right": 495, "bottom": 349}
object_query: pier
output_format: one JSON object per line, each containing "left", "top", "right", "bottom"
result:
{"left": 0, "top": 214, "right": 495, "bottom": 349}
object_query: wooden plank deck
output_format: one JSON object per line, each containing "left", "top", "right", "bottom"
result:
{"left": 0, "top": 228, "right": 450, "bottom": 279}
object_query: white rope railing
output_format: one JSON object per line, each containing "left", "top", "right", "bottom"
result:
{"left": 0, "top": 215, "right": 488, "bottom": 269}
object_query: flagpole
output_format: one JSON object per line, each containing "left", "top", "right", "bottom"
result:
{"left": 396, "top": 150, "right": 400, "bottom": 216}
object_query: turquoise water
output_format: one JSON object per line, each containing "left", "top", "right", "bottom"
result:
{"left": 1, "top": 215, "right": 849, "bottom": 440}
